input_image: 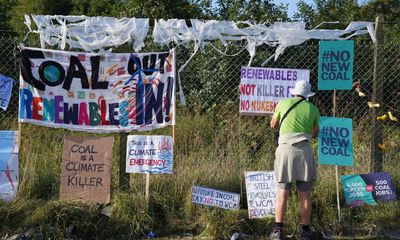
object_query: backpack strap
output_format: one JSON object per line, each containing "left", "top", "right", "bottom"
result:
{"left": 279, "top": 98, "right": 306, "bottom": 126}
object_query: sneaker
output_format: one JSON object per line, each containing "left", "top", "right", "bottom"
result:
{"left": 300, "top": 228, "right": 317, "bottom": 240}
{"left": 269, "top": 227, "right": 284, "bottom": 240}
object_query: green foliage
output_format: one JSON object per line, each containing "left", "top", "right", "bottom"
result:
{"left": 214, "top": 0, "right": 288, "bottom": 22}
{"left": 70, "top": 0, "right": 123, "bottom": 17}
{"left": 294, "top": 0, "right": 360, "bottom": 28}
{"left": 0, "top": 0, "right": 19, "bottom": 31}
{"left": 10, "top": 0, "right": 74, "bottom": 33}
{"left": 294, "top": 0, "right": 400, "bottom": 43}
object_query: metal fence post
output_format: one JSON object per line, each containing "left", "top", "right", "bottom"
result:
{"left": 370, "top": 15, "right": 384, "bottom": 173}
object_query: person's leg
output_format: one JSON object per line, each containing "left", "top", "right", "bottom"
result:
{"left": 296, "top": 181, "right": 313, "bottom": 225}
{"left": 297, "top": 190, "right": 311, "bottom": 225}
{"left": 297, "top": 182, "right": 317, "bottom": 240}
{"left": 275, "top": 183, "right": 291, "bottom": 223}
{"left": 270, "top": 183, "right": 291, "bottom": 240}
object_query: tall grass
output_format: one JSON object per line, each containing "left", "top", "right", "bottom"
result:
{"left": 1, "top": 107, "right": 400, "bottom": 239}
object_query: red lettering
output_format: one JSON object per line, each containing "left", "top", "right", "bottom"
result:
{"left": 32, "top": 97, "right": 43, "bottom": 120}
{"left": 239, "top": 84, "right": 256, "bottom": 96}
{"left": 240, "top": 100, "right": 250, "bottom": 111}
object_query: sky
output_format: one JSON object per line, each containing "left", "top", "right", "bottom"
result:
{"left": 273, "top": 0, "right": 372, "bottom": 18}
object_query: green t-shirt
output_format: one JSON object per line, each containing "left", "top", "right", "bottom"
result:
{"left": 273, "top": 97, "right": 320, "bottom": 134}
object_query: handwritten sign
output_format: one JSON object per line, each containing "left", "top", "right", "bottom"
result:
{"left": 60, "top": 136, "right": 113, "bottom": 204}
{"left": 245, "top": 171, "right": 277, "bottom": 218}
{"left": 19, "top": 46, "right": 175, "bottom": 132}
{"left": 192, "top": 186, "right": 240, "bottom": 210}
{"left": 240, "top": 67, "right": 310, "bottom": 115}
{"left": 126, "top": 135, "right": 173, "bottom": 174}
{"left": 341, "top": 172, "right": 397, "bottom": 208}
{"left": 0, "top": 131, "right": 18, "bottom": 201}
{"left": 318, "top": 40, "right": 354, "bottom": 90}
{"left": 318, "top": 117, "right": 353, "bottom": 166}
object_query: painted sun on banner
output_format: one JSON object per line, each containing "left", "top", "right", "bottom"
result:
{"left": 19, "top": 46, "right": 175, "bottom": 132}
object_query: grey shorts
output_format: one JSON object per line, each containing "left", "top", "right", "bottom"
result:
{"left": 277, "top": 181, "right": 313, "bottom": 192}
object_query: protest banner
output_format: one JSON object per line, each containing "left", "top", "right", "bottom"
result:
{"left": 0, "top": 131, "right": 18, "bottom": 201}
{"left": 318, "top": 117, "right": 353, "bottom": 166}
{"left": 318, "top": 40, "right": 354, "bottom": 90}
{"left": 341, "top": 172, "right": 397, "bottom": 207}
{"left": 60, "top": 136, "right": 113, "bottom": 204}
{"left": 192, "top": 186, "right": 240, "bottom": 210}
{"left": 244, "top": 171, "right": 277, "bottom": 218}
{"left": 239, "top": 67, "right": 310, "bottom": 115}
{"left": 126, "top": 135, "right": 173, "bottom": 174}
{"left": 19, "top": 46, "right": 175, "bottom": 132}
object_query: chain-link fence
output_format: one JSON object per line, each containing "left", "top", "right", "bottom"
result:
{"left": 0, "top": 32, "right": 399, "bottom": 221}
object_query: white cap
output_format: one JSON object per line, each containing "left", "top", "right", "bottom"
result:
{"left": 289, "top": 80, "right": 315, "bottom": 98}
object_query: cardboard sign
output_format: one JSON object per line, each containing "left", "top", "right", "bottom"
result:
{"left": 318, "top": 117, "right": 353, "bottom": 166}
{"left": 126, "top": 135, "right": 173, "bottom": 174}
{"left": 19, "top": 46, "right": 175, "bottom": 132}
{"left": 0, "top": 131, "right": 18, "bottom": 201}
{"left": 239, "top": 67, "right": 310, "bottom": 115}
{"left": 341, "top": 172, "right": 397, "bottom": 207}
{"left": 60, "top": 136, "right": 113, "bottom": 204}
{"left": 318, "top": 40, "right": 354, "bottom": 90}
{"left": 192, "top": 186, "right": 240, "bottom": 210}
{"left": 245, "top": 171, "right": 277, "bottom": 218}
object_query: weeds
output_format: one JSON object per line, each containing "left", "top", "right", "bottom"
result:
{"left": 1, "top": 108, "right": 399, "bottom": 239}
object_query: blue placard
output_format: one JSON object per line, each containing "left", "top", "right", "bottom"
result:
{"left": 341, "top": 172, "right": 397, "bottom": 207}
{"left": 318, "top": 40, "right": 354, "bottom": 90}
{"left": 318, "top": 117, "right": 353, "bottom": 166}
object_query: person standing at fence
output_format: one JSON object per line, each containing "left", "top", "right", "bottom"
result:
{"left": 269, "top": 80, "right": 320, "bottom": 240}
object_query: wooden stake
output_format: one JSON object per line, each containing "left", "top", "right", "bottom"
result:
{"left": 371, "top": 15, "right": 384, "bottom": 172}
{"left": 145, "top": 172, "right": 150, "bottom": 210}
{"left": 119, "top": 133, "right": 129, "bottom": 190}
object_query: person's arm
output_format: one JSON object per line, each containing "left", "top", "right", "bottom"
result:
{"left": 312, "top": 108, "right": 320, "bottom": 138}
{"left": 313, "top": 126, "right": 319, "bottom": 138}
{"left": 270, "top": 116, "right": 279, "bottom": 129}
{"left": 270, "top": 101, "right": 282, "bottom": 129}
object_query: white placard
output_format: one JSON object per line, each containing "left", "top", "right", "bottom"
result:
{"left": 240, "top": 67, "right": 310, "bottom": 115}
{"left": 192, "top": 186, "right": 240, "bottom": 210}
{"left": 245, "top": 171, "right": 277, "bottom": 218}
{"left": 126, "top": 135, "right": 173, "bottom": 174}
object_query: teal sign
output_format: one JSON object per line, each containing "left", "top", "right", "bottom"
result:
{"left": 318, "top": 40, "right": 354, "bottom": 90}
{"left": 341, "top": 174, "right": 376, "bottom": 207}
{"left": 341, "top": 172, "right": 397, "bottom": 207}
{"left": 318, "top": 117, "right": 353, "bottom": 166}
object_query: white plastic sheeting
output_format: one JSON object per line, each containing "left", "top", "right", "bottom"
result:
{"left": 26, "top": 15, "right": 375, "bottom": 59}
{"left": 153, "top": 20, "right": 376, "bottom": 63}
{"left": 25, "top": 15, "right": 149, "bottom": 52}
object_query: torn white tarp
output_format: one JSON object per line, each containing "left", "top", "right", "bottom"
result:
{"left": 153, "top": 20, "right": 375, "bottom": 62}
{"left": 25, "top": 15, "right": 149, "bottom": 52}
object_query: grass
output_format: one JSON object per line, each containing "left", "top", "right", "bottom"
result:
{"left": 1, "top": 106, "right": 400, "bottom": 239}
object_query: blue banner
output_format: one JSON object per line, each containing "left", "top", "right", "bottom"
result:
{"left": 342, "top": 172, "right": 397, "bottom": 207}
{"left": 318, "top": 40, "right": 354, "bottom": 90}
{"left": 0, "top": 73, "right": 15, "bottom": 111}
{"left": 318, "top": 117, "right": 353, "bottom": 166}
